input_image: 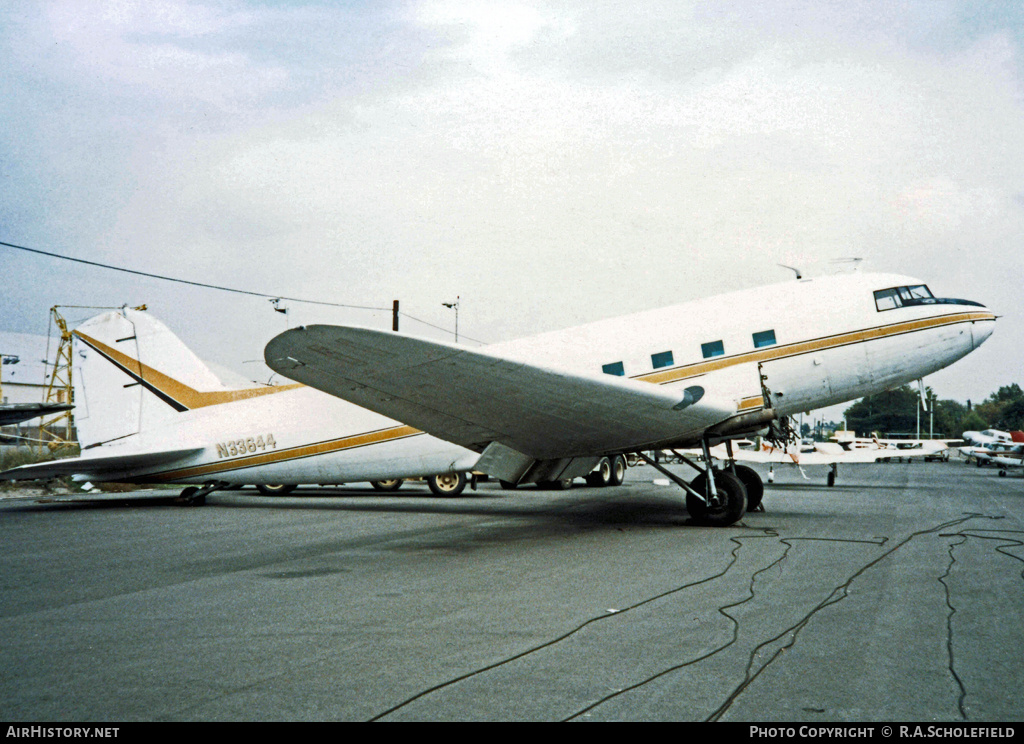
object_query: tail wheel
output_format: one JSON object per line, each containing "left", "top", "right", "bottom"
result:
{"left": 686, "top": 470, "right": 747, "bottom": 527}
{"left": 176, "top": 486, "right": 206, "bottom": 507}
{"left": 427, "top": 472, "right": 468, "bottom": 497}
{"left": 256, "top": 484, "right": 297, "bottom": 496}
{"left": 371, "top": 479, "right": 404, "bottom": 492}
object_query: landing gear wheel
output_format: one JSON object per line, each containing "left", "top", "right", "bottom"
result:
{"left": 827, "top": 470, "right": 837, "bottom": 487}
{"left": 608, "top": 455, "right": 626, "bottom": 486}
{"left": 371, "top": 479, "right": 404, "bottom": 492}
{"left": 256, "top": 484, "right": 297, "bottom": 496}
{"left": 733, "top": 464, "right": 764, "bottom": 512}
{"left": 586, "top": 457, "right": 613, "bottom": 487}
{"left": 427, "top": 472, "right": 467, "bottom": 497}
{"left": 686, "top": 470, "right": 747, "bottom": 527}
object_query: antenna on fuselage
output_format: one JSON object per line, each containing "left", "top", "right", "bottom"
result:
{"left": 831, "top": 257, "right": 864, "bottom": 272}
{"left": 778, "top": 264, "right": 803, "bottom": 280}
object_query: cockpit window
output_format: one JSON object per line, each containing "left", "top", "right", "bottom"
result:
{"left": 874, "top": 285, "right": 934, "bottom": 311}
{"left": 901, "top": 285, "right": 933, "bottom": 301}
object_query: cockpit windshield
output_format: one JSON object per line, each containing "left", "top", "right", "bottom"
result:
{"left": 872, "top": 284, "right": 981, "bottom": 312}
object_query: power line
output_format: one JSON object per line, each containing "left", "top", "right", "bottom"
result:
{"left": 1, "top": 239, "right": 390, "bottom": 312}
{"left": 2, "top": 238, "right": 488, "bottom": 344}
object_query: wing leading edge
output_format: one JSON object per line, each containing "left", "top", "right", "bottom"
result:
{"left": 265, "top": 325, "right": 742, "bottom": 463}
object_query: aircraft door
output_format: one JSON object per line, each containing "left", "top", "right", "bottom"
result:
{"left": 758, "top": 354, "right": 834, "bottom": 415}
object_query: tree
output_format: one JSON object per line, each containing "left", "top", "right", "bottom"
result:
{"left": 976, "top": 384, "right": 1024, "bottom": 431}
{"left": 844, "top": 386, "right": 920, "bottom": 436}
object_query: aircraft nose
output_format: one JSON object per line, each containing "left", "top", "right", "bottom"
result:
{"left": 972, "top": 313, "right": 996, "bottom": 349}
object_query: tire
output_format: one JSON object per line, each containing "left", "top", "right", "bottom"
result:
{"left": 733, "top": 464, "right": 764, "bottom": 512}
{"left": 608, "top": 455, "right": 626, "bottom": 486}
{"left": 585, "top": 457, "right": 613, "bottom": 487}
{"left": 427, "top": 472, "right": 467, "bottom": 497}
{"left": 256, "top": 484, "right": 297, "bottom": 496}
{"left": 371, "top": 479, "right": 404, "bottom": 492}
{"left": 827, "top": 470, "right": 836, "bottom": 487}
{"left": 686, "top": 470, "right": 747, "bottom": 527}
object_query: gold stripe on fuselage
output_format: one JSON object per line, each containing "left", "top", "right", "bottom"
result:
{"left": 140, "top": 425, "right": 423, "bottom": 482}
{"left": 635, "top": 310, "right": 993, "bottom": 387}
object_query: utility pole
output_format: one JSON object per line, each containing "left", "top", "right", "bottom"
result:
{"left": 442, "top": 296, "right": 459, "bottom": 343}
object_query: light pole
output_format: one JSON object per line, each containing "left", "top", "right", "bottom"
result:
{"left": 442, "top": 296, "right": 460, "bottom": 343}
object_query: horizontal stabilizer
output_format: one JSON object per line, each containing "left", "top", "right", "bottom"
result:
{"left": 266, "top": 325, "right": 738, "bottom": 459}
{"left": 0, "top": 446, "right": 203, "bottom": 481}
{"left": 0, "top": 402, "right": 73, "bottom": 426}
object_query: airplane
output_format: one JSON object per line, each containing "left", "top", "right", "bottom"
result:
{"left": 704, "top": 435, "right": 951, "bottom": 490}
{"left": 1, "top": 272, "right": 995, "bottom": 526}
{"left": 989, "top": 443, "right": 1024, "bottom": 477}
{"left": 962, "top": 428, "right": 1016, "bottom": 446}
{"left": 264, "top": 271, "right": 995, "bottom": 526}
{"left": 958, "top": 430, "right": 1024, "bottom": 465}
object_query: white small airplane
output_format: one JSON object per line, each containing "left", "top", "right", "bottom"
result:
{"left": 705, "top": 435, "right": 951, "bottom": 490}
{"left": 962, "top": 428, "right": 1015, "bottom": 446}
{"left": 989, "top": 443, "right": 1024, "bottom": 477}
{"left": 2, "top": 272, "right": 995, "bottom": 526}
{"left": 958, "top": 430, "right": 1024, "bottom": 464}
{"left": 264, "top": 271, "right": 995, "bottom": 526}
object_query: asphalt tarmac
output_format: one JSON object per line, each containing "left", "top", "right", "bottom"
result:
{"left": 1, "top": 459, "right": 1021, "bottom": 722}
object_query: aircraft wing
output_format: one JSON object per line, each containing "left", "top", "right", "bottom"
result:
{"left": 721, "top": 444, "right": 948, "bottom": 465}
{"left": 0, "top": 446, "right": 203, "bottom": 481}
{"left": 991, "top": 456, "right": 1024, "bottom": 469}
{"left": 265, "top": 325, "right": 740, "bottom": 460}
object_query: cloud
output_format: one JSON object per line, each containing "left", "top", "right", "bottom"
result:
{"left": 2, "top": 1, "right": 1022, "bottom": 401}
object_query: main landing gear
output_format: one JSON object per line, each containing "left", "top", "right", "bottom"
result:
{"left": 633, "top": 438, "right": 765, "bottom": 527}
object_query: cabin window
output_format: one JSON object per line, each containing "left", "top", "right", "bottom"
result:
{"left": 651, "top": 350, "right": 674, "bottom": 369}
{"left": 701, "top": 340, "right": 725, "bottom": 359}
{"left": 752, "top": 330, "right": 777, "bottom": 348}
{"left": 602, "top": 361, "right": 625, "bottom": 376}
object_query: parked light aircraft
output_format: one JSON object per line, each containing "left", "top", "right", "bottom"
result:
{"left": 962, "top": 429, "right": 1016, "bottom": 446}
{"left": 958, "top": 430, "right": 1024, "bottom": 464}
{"left": 989, "top": 443, "right": 1024, "bottom": 477}
{"left": 706, "top": 436, "right": 950, "bottom": 490}
{"left": 264, "top": 271, "right": 995, "bottom": 526}
{"left": 2, "top": 272, "right": 995, "bottom": 526}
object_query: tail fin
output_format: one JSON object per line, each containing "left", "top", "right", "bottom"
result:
{"left": 72, "top": 309, "right": 287, "bottom": 448}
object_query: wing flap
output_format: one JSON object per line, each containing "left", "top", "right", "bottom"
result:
{"left": 266, "top": 325, "right": 739, "bottom": 459}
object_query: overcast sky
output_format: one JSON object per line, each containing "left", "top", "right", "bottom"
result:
{"left": 1, "top": 0, "right": 1021, "bottom": 411}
